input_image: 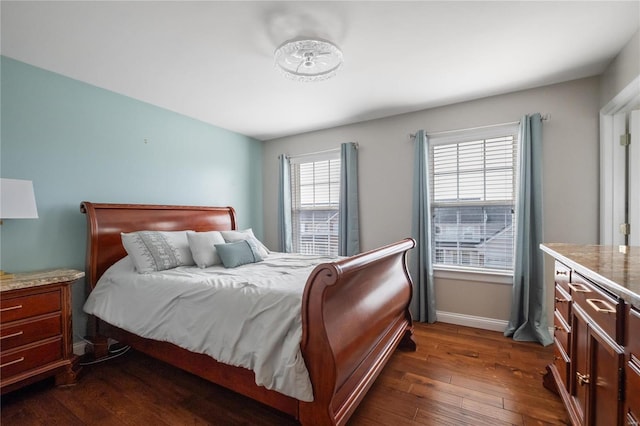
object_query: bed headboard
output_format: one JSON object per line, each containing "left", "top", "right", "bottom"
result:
{"left": 80, "top": 202, "right": 237, "bottom": 289}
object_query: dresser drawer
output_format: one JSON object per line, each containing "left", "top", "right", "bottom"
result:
{"left": 0, "top": 290, "right": 61, "bottom": 323}
{"left": 554, "top": 310, "right": 570, "bottom": 356}
{"left": 628, "top": 308, "right": 640, "bottom": 359}
{"left": 0, "top": 314, "right": 62, "bottom": 351}
{"left": 627, "top": 359, "right": 640, "bottom": 424}
{"left": 554, "top": 261, "right": 571, "bottom": 294}
{"left": 553, "top": 337, "right": 570, "bottom": 391}
{"left": 571, "top": 272, "right": 623, "bottom": 344}
{"left": 0, "top": 338, "right": 62, "bottom": 378}
{"left": 555, "top": 285, "right": 571, "bottom": 324}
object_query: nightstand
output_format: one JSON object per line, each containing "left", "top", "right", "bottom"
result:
{"left": 0, "top": 269, "right": 84, "bottom": 394}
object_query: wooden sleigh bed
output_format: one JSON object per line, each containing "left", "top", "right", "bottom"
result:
{"left": 80, "top": 201, "right": 416, "bottom": 425}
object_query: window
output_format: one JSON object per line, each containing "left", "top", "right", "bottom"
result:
{"left": 430, "top": 126, "right": 518, "bottom": 272}
{"left": 290, "top": 151, "right": 341, "bottom": 255}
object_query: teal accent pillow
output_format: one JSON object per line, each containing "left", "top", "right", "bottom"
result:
{"left": 215, "top": 239, "right": 265, "bottom": 268}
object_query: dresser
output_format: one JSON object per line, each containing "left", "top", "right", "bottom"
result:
{"left": 541, "top": 244, "right": 640, "bottom": 426}
{"left": 0, "top": 269, "right": 84, "bottom": 394}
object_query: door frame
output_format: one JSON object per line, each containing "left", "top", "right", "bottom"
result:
{"left": 599, "top": 75, "right": 640, "bottom": 245}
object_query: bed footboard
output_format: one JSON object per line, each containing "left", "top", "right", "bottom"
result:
{"left": 299, "top": 238, "right": 416, "bottom": 425}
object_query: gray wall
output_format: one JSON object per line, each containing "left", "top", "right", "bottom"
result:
{"left": 600, "top": 29, "right": 640, "bottom": 107}
{"left": 262, "top": 77, "right": 601, "bottom": 324}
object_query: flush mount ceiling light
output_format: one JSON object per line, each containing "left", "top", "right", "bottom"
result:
{"left": 274, "top": 38, "right": 343, "bottom": 82}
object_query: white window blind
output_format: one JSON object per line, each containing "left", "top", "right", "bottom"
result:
{"left": 290, "top": 151, "right": 341, "bottom": 256}
{"left": 430, "top": 128, "right": 518, "bottom": 272}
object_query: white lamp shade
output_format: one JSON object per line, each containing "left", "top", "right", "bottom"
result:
{"left": 0, "top": 178, "right": 39, "bottom": 219}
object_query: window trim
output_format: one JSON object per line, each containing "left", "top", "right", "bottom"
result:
{"left": 433, "top": 265, "right": 513, "bottom": 285}
{"left": 289, "top": 149, "right": 341, "bottom": 256}
{"left": 428, "top": 122, "right": 520, "bottom": 274}
{"left": 429, "top": 123, "right": 519, "bottom": 146}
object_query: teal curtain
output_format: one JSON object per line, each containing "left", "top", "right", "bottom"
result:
{"left": 411, "top": 130, "right": 436, "bottom": 323}
{"left": 338, "top": 142, "right": 360, "bottom": 256}
{"left": 505, "top": 114, "right": 552, "bottom": 346}
{"left": 278, "top": 154, "right": 292, "bottom": 253}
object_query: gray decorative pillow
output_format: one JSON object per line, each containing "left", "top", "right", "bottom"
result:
{"left": 187, "top": 231, "right": 226, "bottom": 268}
{"left": 219, "top": 229, "right": 270, "bottom": 258}
{"left": 121, "top": 230, "right": 194, "bottom": 273}
{"left": 215, "top": 239, "right": 264, "bottom": 268}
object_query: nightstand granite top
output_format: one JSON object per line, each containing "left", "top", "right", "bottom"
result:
{"left": 0, "top": 269, "right": 85, "bottom": 292}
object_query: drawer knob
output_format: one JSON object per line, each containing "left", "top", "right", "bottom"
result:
{"left": 554, "top": 325, "right": 563, "bottom": 331}
{"left": 0, "top": 331, "right": 23, "bottom": 340}
{"left": 568, "top": 283, "right": 591, "bottom": 293}
{"left": 576, "top": 372, "right": 590, "bottom": 386}
{"left": 0, "top": 304, "right": 23, "bottom": 312}
{"left": 586, "top": 298, "right": 616, "bottom": 314}
{"left": 0, "top": 356, "right": 24, "bottom": 369}
{"left": 555, "top": 297, "right": 569, "bottom": 304}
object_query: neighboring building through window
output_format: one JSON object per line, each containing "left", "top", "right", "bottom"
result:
{"left": 430, "top": 125, "right": 519, "bottom": 272}
{"left": 290, "top": 150, "right": 340, "bottom": 256}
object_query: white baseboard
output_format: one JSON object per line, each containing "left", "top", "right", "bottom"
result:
{"left": 435, "top": 311, "right": 556, "bottom": 337}
{"left": 73, "top": 337, "right": 120, "bottom": 356}
{"left": 436, "top": 310, "right": 509, "bottom": 332}
{"left": 73, "top": 341, "right": 88, "bottom": 356}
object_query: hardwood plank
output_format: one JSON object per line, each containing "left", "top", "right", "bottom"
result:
{"left": 0, "top": 322, "right": 569, "bottom": 425}
{"left": 403, "top": 372, "right": 504, "bottom": 408}
{"left": 461, "top": 398, "right": 524, "bottom": 424}
{"left": 413, "top": 399, "right": 513, "bottom": 426}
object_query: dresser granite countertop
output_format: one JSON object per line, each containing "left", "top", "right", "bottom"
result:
{"left": 0, "top": 269, "right": 85, "bottom": 292}
{"left": 540, "top": 243, "right": 640, "bottom": 310}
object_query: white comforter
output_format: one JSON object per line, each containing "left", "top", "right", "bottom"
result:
{"left": 83, "top": 252, "right": 337, "bottom": 401}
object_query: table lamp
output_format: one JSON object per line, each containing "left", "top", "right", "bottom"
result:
{"left": 0, "top": 178, "right": 39, "bottom": 279}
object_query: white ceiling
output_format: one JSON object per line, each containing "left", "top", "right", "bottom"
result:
{"left": 2, "top": 1, "right": 639, "bottom": 141}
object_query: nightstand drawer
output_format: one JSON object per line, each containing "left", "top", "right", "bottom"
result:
{"left": 0, "top": 314, "right": 62, "bottom": 350}
{"left": 0, "top": 338, "right": 62, "bottom": 378}
{"left": 0, "top": 290, "right": 61, "bottom": 323}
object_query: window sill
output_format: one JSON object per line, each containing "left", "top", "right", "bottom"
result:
{"left": 433, "top": 266, "right": 513, "bottom": 285}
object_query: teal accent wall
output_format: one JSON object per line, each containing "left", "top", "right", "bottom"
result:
{"left": 0, "top": 56, "right": 263, "bottom": 343}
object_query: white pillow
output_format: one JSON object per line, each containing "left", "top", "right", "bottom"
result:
{"left": 187, "top": 231, "right": 226, "bottom": 268}
{"left": 121, "top": 230, "right": 194, "bottom": 273}
{"left": 220, "top": 229, "right": 270, "bottom": 258}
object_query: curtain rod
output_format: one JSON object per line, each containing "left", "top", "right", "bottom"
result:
{"left": 410, "top": 114, "right": 550, "bottom": 139}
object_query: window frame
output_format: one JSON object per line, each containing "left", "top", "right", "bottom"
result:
{"left": 428, "top": 123, "right": 520, "bottom": 277}
{"left": 289, "top": 149, "right": 341, "bottom": 256}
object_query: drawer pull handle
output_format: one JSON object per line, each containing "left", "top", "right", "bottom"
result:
{"left": 0, "top": 357, "right": 24, "bottom": 368}
{"left": 555, "top": 297, "right": 569, "bottom": 304}
{"left": 0, "top": 331, "right": 23, "bottom": 340}
{"left": 568, "top": 283, "right": 591, "bottom": 293}
{"left": 554, "top": 325, "right": 563, "bottom": 331}
{"left": 0, "top": 304, "right": 23, "bottom": 312}
{"left": 576, "top": 372, "right": 590, "bottom": 386}
{"left": 556, "top": 270, "right": 568, "bottom": 276}
{"left": 586, "top": 298, "right": 616, "bottom": 314}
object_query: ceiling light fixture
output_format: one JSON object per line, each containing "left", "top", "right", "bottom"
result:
{"left": 274, "top": 38, "right": 343, "bottom": 82}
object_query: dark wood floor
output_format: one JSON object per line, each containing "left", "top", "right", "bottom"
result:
{"left": 1, "top": 322, "right": 569, "bottom": 425}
